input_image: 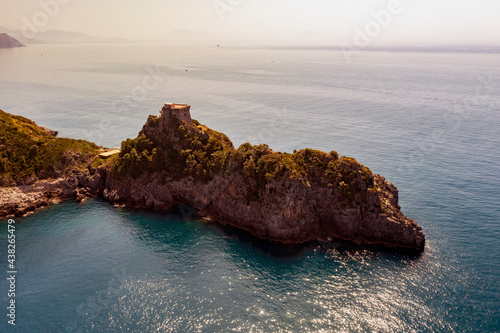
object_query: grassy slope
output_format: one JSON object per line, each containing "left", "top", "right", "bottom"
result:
{"left": 0, "top": 109, "right": 100, "bottom": 186}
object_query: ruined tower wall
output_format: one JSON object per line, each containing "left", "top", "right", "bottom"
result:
{"left": 161, "top": 103, "right": 192, "bottom": 124}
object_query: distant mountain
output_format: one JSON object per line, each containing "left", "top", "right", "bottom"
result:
{"left": 0, "top": 27, "right": 129, "bottom": 44}
{"left": 164, "top": 29, "right": 218, "bottom": 41}
{"left": 33, "top": 30, "right": 129, "bottom": 44}
{"left": 0, "top": 33, "right": 25, "bottom": 48}
{"left": 290, "top": 31, "right": 335, "bottom": 40}
{"left": 0, "top": 27, "right": 41, "bottom": 44}
{"left": 285, "top": 31, "right": 340, "bottom": 45}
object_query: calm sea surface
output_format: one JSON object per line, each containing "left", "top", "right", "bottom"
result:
{"left": 0, "top": 43, "right": 499, "bottom": 332}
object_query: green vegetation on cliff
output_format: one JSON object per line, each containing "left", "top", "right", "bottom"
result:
{"left": 0, "top": 109, "right": 99, "bottom": 186}
{"left": 112, "top": 116, "right": 375, "bottom": 201}
{"left": 112, "top": 119, "right": 233, "bottom": 180}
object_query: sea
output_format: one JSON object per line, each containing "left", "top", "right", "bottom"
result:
{"left": 0, "top": 42, "right": 499, "bottom": 332}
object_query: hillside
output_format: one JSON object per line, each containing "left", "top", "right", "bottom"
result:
{"left": 0, "top": 109, "right": 99, "bottom": 186}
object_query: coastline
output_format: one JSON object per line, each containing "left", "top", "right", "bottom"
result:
{"left": 0, "top": 171, "right": 425, "bottom": 253}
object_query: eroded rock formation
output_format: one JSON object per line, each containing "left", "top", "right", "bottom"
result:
{"left": 103, "top": 104, "right": 425, "bottom": 251}
{"left": 0, "top": 105, "right": 425, "bottom": 252}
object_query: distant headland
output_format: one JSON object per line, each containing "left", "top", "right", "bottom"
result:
{"left": 0, "top": 104, "right": 425, "bottom": 252}
{"left": 0, "top": 33, "right": 25, "bottom": 48}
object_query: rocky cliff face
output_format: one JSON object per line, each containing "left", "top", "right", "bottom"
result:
{"left": 103, "top": 105, "right": 425, "bottom": 252}
{"left": 0, "top": 167, "right": 106, "bottom": 218}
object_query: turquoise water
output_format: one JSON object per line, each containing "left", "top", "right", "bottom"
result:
{"left": 0, "top": 43, "right": 499, "bottom": 332}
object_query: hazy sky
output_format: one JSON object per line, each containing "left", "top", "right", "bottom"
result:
{"left": 1, "top": 0, "right": 499, "bottom": 44}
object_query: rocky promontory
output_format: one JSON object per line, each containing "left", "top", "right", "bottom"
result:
{"left": 0, "top": 109, "right": 104, "bottom": 217}
{"left": 0, "top": 105, "right": 425, "bottom": 252}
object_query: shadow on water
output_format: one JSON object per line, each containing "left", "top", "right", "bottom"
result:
{"left": 210, "top": 222, "right": 317, "bottom": 260}
{"left": 114, "top": 203, "right": 315, "bottom": 260}
{"left": 113, "top": 201, "right": 423, "bottom": 262}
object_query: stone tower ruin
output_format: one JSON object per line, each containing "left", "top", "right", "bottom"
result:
{"left": 161, "top": 103, "right": 192, "bottom": 124}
